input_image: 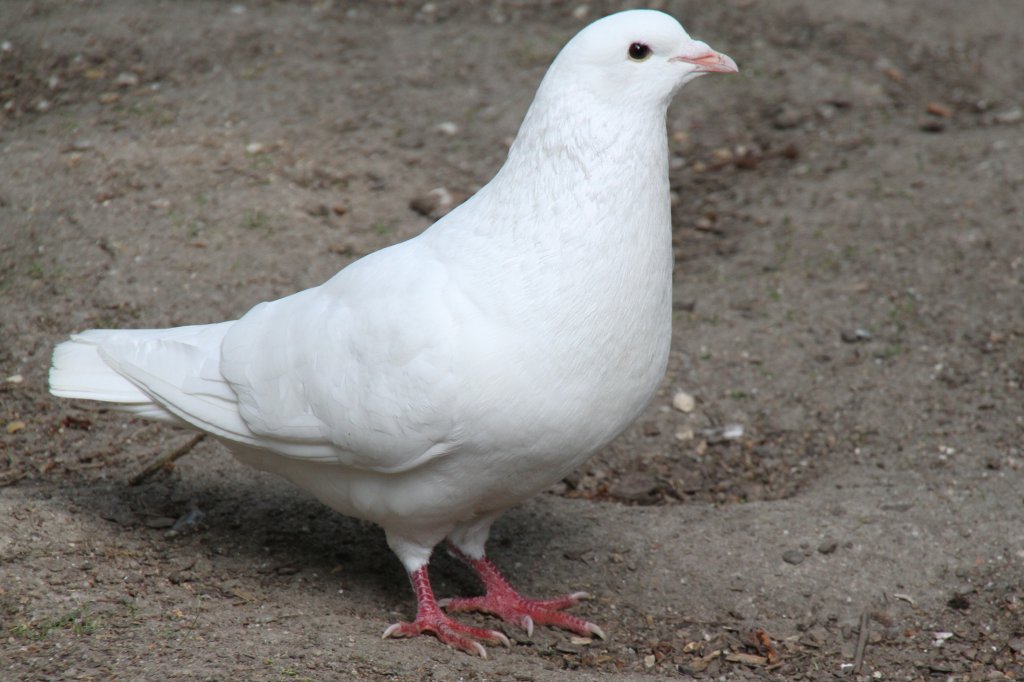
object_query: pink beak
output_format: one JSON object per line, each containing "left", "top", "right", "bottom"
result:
{"left": 671, "top": 49, "right": 738, "bottom": 74}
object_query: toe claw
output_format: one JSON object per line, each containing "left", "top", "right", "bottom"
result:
{"left": 586, "top": 622, "right": 606, "bottom": 640}
{"left": 436, "top": 597, "right": 451, "bottom": 608}
{"left": 492, "top": 630, "right": 512, "bottom": 648}
{"left": 473, "top": 641, "right": 487, "bottom": 658}
{"left": 522, "top": 614, "right": 534, "bottom": 638}
{"left": 570, "top": 591, "right": 590, "bottom": 601}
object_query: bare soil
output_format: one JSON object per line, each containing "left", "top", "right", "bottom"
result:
{"left": 2, "top": 1, "right": 1023, "bottom": 679}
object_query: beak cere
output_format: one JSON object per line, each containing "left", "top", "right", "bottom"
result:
{"left": 671, "top": 50, "right": 738, "bottom": 74}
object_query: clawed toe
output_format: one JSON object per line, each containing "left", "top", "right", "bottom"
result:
{"left": 382, "top": 615, "right": 510, "bottom": 657}
{"left": 441, "top": 547, "right": 607, "bottom": 640}
{"left": 442, "top": 590, "right": 602, "bottom": 639}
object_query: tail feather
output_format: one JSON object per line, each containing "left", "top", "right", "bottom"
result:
{"left": 48, "top": 324, "right": 237, "bottom": 431}
{"left": 50, "top": 330, "right": 158, "bottom": 404}
{"left": 49, "top": 321, "right": 333, "bottom": 455}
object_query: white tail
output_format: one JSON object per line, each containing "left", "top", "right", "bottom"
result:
{"left": 49, "top": 324, "right": 239, "bottom": 432}
{"left": 50, "top": 330, "right": 153, "bottom": 403}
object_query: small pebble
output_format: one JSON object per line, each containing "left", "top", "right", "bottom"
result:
{"left": 881, "top": 66, "right": 904, "bottom": 82}
{"left": 815, "top": 103, "right": 837, "bottom": 121}
{"left": 144, "top": 516, "right": 177, "bottom": 529}
{"left": 710, "top": 147, "right": 733, "bottom": 163}
{"left": 840, "top": 328, "right": 872, "bottom": 343}
{"left": 102, "top": 509, "right": 135, "bottom": 526}
{"left": 672, "top": 390, "right": 695, "bottom": 413}
{"left": 245, "top": 142, "right": 266, "bottom": 154}
{"left": 434, "top": 121, "right": 459, "bottom": 136}
{"left": 701, "top": 423, "right": 744, "bottom": 444}
{"left": 327, "top": 241, "right": 357, "bottom": 256}
{"left": 5, "top": 374, "right": 23, "bottom": 384}
{"left": 993, "top": 107, "right": 1022, "bottom": 125}
{"left": 803, "top": 626, "right": 830, "bottom": 646}
{"left": 722, "top": 423, "right": 744, "bottom": 440}
{"left": 610, "top": 472, "right": 660, "bottom": 502}
{"left": 729, "top": 601, "right": 754, "bottom": 621}
{"left": 642, "top": 420, "right": 660, "bottom": 437}
{"left": 817, "top": 539, "right": 838, "bottom": 555}
{"left": 115, "top": 72, "right": 140, "bottom": 88}
{"left": 772, "top": 104, "right": 804, "bottom": 129}
{"left": 410, "top": 187, "right": 465, "bottom": 219}
{"left": 782, "top": 549, "right": 805, "bottom": 565}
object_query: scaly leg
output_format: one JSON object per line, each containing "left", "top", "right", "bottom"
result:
{"left": 382, "top": 563, "right": 511, "bottom": 657}
{"left": 441, "top": 543, "right": 606, "bottom": 639}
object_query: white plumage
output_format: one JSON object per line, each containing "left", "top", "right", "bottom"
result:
{"left": 50, "top": 9, "right": 736, "bottom": 656}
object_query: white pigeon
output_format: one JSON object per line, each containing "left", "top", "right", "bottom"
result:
{"left": 50, "top": 9, "right": 736, "bottom": 657}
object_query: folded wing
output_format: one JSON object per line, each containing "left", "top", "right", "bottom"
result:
{"left": 51, "top": 240, "right": 469, "bottom": 473}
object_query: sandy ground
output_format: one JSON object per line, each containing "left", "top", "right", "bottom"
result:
{"left": 2, "top": 1, "right": 1023, "bottom": 679}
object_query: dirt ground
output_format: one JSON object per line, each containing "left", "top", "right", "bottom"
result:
{"left": 2, "top": 0, "right": 1023, "bottom": 679}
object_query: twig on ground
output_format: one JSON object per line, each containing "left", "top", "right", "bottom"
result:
{"left": 129, "top": 433, "right": 206, "bottom": 486}
{"left": 852, "top": 609, "right": 870, "bottom": 675}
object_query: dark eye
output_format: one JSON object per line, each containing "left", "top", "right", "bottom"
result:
{"left": 628, "top": 42, "right": 652, "bottom": 61}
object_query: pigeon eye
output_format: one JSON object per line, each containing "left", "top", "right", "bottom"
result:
{"left": 628, "top": 42, "right": 652, "bottom": 61}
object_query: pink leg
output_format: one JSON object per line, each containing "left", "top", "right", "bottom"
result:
{"left": 441, "top": 544, "right": 606, "bottom": 640}
{"left": 383, "top": 564, "right": 511, "bottom": 657}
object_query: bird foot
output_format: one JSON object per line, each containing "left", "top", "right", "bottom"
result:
{"left": 443, "top": 544, "right": 606, "bottom": 640}
{"left": 440, "top": 589, "right": 604, "bottom": 640}
{"left": 383, "top": 563, "right": 511, "bottom": 657}
{"left": 382, "top": 613, "right": 511, "bottom": 658}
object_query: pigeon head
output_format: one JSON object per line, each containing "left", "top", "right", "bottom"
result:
{"left": 500, "top": 10, "right": 737, "bottom": 174}
{"left": 545, "top": 10, "right": 737, "bottom": 108}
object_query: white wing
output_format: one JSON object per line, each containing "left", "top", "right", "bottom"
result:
{"left": 219, "top": 239, "right": 472, "bottom": 472}
{"left": 51, "top": 237, "right": 482, "bottom": 473}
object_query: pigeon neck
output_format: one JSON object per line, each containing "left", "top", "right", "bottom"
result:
{"left": 490, "top": 75, "right": 671, "bottom": 209}
{"left": 501, "top": 97, "right": 669, "bottom": 186}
